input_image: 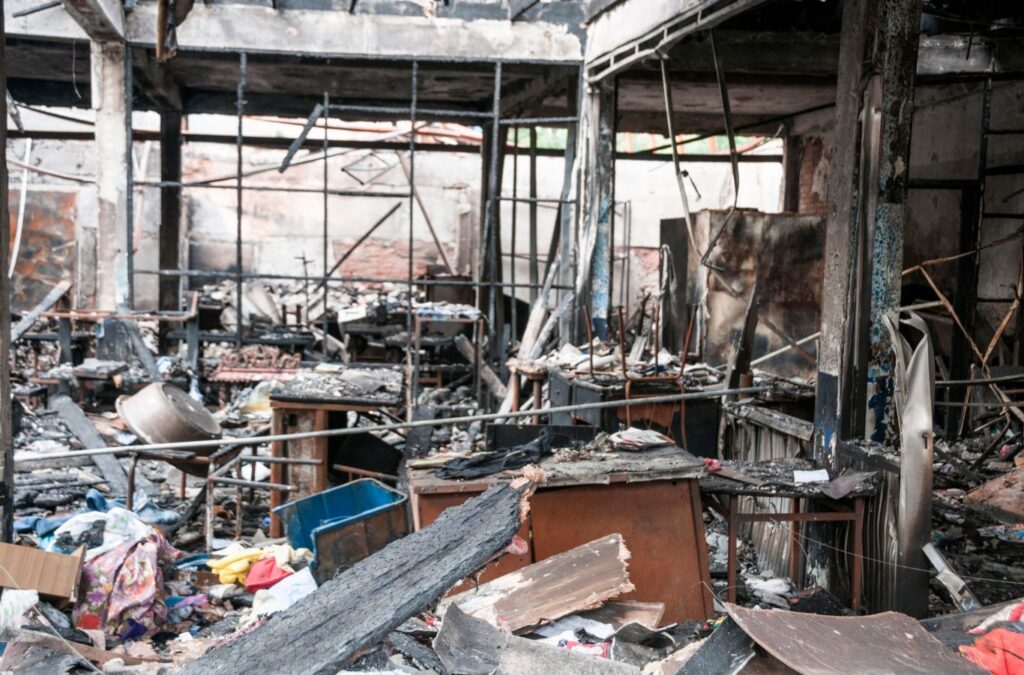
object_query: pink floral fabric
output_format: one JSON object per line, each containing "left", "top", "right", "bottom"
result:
{"left": 74, "top": 531, "right": 180, "bottom": 642}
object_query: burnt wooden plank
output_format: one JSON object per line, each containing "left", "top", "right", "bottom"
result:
{"left": 48, "top": 395, "right": 156, "bottom": 498}
{"left": 12, "top": 280, "right": 71, "bottom": 342}
{"left": 724, "top": 403, "right": 814, "bottom": 442}
{"left": 182, "top": 482, "right": 533, "bottom": 675}
{"left": 405, "top": 404, "right": 435, "bottom": 459}
{"left": 440, "top": 533, "right": 634, "bottom": 632}
{"left": 434, "top": 605, "right": 636, "bottom": 675}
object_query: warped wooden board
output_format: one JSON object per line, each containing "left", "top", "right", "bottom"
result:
{"left": 440, "top": 533, "right": 634, "bottom": 632}
{"left": 724, "top": 604, "right": 986, "bottom": 675}
{"left": 182, "top": 482, "right": 533, "bottom": 675}
{"left": 48, "top": 394, "right": 160, "bottom": 498}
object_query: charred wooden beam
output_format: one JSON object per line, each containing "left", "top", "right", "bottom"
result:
{"left": 181, "top": 481, "right": 535, "bottom": 674}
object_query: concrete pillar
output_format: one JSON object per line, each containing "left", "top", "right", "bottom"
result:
{"left": 814, "top": 0, "right": 924, "bottom": 463}
{"left": 91, "top": 41, "right": 131, "bottom": 310}
{"left": 587, "top": 78, "right": 616, "bottom": 340}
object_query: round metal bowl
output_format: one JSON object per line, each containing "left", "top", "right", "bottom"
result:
{"left": 116, "top": 383, "right": 224, "bottom": 477}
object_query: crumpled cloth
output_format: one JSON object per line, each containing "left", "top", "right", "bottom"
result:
{"left": 960, "top": 628, "right": 1024, "bottom": 675}
{"left": 70, "top": 510, "right": 181, "bottom": 642}
{"left": 435, "top": 428, "right": 580, "bottom": 480}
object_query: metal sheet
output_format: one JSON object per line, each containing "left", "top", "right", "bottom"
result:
{"left": 725, "top": 603, "right": 985, "bottom": 675}
{"left": 8, "top": 190, "right": 76, "bottom": 313}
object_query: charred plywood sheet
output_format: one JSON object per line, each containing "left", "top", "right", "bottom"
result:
{"left": 688, "top": 210, "right": 824, "bottom": 379}
{"left": 8, "top": 190, "right": 77, "bottom": 313}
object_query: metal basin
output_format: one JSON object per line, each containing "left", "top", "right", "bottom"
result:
{"left": 117, "top": 383, "right": 223, "bottom": 476}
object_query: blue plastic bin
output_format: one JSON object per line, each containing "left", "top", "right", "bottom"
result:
{"left": 272, "top": 479, "right": 409, "bottom": 584}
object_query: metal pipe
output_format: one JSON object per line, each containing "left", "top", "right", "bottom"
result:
{"left": 749, "top": 331, "right": 821, "bottom": 367}
{"left": 936, "top": 373, "right": 1024, "bottom": 386}
{"left": 487, "top": 63, "right": 503, "bottom": 369}
{"left": 322, "top": 90, "right": 330, "bottom": 359}
{"left": 136, "top": 182, "right": 411, "bottom": 197}
{"left": 397, "top": 152, "right": 453, "bottom": 274}
{"left": 529, "top": 127, "right": 539, "bottom": 305}
{"left": 332, "top": 464, "right": 397, "bottom": 482}
{"left": 212, "top": 476, "right": 292, "bottom": 491}
{"left": 328, "top": 104, "right": 490, "bottom": 120}
{"left": 407, "top": 60, "right": 420, "bottom": 416}
{"left": 495, "top": 196, "right": 575, "bottom": 205}
{"left": 239, "top": 456, "right": 320, "bottom": 465}
{"left": 16, "top": 386, "right": 770, "bottom": 464}
{"left": 499, "top": 116, "right": 578, "bottom": 126}
{"left": 132, "top": 268, "right": 567, "bottom": 289}
{"left": 126, "top": 46, "right": 135, "bottom": 306}
{"left": 510, "top": 125, "right": 519, "bottom": 335}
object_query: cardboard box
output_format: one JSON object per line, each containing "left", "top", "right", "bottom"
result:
{"left": 0, "top": 543, "right": 85, "bottom": 601}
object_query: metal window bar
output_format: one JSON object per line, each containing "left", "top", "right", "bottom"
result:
{"left": 322, "top": 91, "right": 330, "bottom": 358}
{"left": 484, "top": 62, "right": 504, "bottom": 368}
{"left": 328, "top": 104, "right": 489, "bottom": 119}
{"left": 408, "top": 60, "right": 420, "bottom": 414}
{"left": 510, "top": 125, "right": 518, "bottom": 337}
{"left": 235, "top": 52, "right": 247, "bottom": 348}
{"left": 529, "top": 126, "right": 539, "bottom": 305}
{"left": 125, "top": 47, "right": 135, "bottom": 307}
{"left": 134, "top": 182, "right": 411, "bottom": 198}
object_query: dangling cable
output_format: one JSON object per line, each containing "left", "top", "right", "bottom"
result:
{"left": 702, "top": 29, "right": 740, "bottom": 271}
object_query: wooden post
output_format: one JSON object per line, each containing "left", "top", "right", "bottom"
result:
{"left": 0, "top": 3, "right": 13, "bottom": 541}
{"left": 782, "top": 136, "right": 802, "bottom": 213}
{"left": 159, "top": 110, "right": 183, "bottom": 316}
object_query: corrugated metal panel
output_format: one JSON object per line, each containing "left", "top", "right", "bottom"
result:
{"left": 838, "top": 442, "right": 900, "bottom": 613}
{"left": 721, "top": 404, "right": 811, "bottom": 577}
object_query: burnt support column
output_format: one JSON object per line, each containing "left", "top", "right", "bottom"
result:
{"left": 864, "top": 0, "right": 924, "bottom": 444}
{"left": 159, "top": 110, "right": 183, "bottom": 316}
{"left": 814, "top": 0, "right": 923, "bottom": 464}
{"left": 587, "top": 78, "right": 617, "bottom": 340}
{"left": 813, "top": 0, "right": 925, "bottom": 615}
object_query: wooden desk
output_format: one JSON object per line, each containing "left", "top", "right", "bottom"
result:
{"left": 406, "top": 446, "right": 714, "bottom": 623}
{"left": 269, "top": 366, "right": 403, "bottom": 537}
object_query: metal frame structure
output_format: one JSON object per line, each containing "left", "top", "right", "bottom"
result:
{"left": 127, "top": 54, "right": 584, "bottom": 408}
